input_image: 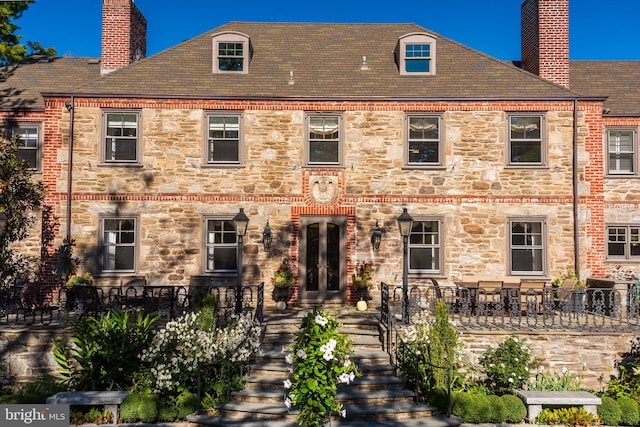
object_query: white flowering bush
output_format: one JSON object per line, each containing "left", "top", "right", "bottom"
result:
{"left": 479, "top": 335, "right": 537, "bottom": 394}
{"left": 283, "top": 310, "right": 359, "bottom": 426}
{"left": 140, "top": 311, "right": 262, "bottom": 397}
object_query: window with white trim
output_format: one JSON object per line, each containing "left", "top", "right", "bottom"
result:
{"left": 509, "top": 219, "right": 545, "bottom": 276}
{"left": 396, "top": 33, "right": 437, "bottom": 76}
{"left": 103, "top": 111, "right": 141, "bottom": 164}
{"left": 101, "top": 217, "right": 137, "bottom": 273}
{"left": 607, "top": 129, "right": 636, "bottom": 175}
{"left": 607, "top": 225, "right": 640, "bottom": 260}
{"left": 406, "top": 115, "right": 441, "bottom": 166}
{"left": 211, "top": 32, "right": 252, "bottom": 74}
{"left": 306, "top": 113, "right": 342, "bottom": 166}
{"left": 408, "top": 219, "right": 443, "bottom": 274}
{"left": 12, "top": 124, "right": 40, "bottom": 171}
{"left": 205, "top": 218, "right": 238, "bottom": 273}
{"left": 508, "top": 114, "right": 545, "bottom": 166}
{"left": 206, "top": 113, "right": 242, "bottom": 165}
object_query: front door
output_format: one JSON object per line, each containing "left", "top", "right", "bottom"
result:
{"left": 298, "top": 216, "right": 346, "bottom": 304}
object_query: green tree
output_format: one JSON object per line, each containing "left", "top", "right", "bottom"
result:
{"left": 0, "top": 138, "right": 45, "bottom": 287}
{"left": 0, "top": 2, "right": 56, "bottom": 65}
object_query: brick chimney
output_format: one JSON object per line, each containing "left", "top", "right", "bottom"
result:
{"left": 101, "top": 0, "right": 147, "bottom": 75}
{"left": 521, "top": 0, "right": 570, "bottom": 88}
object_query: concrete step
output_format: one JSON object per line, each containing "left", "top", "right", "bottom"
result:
{"left": 233, "top": 387, "right": 416, "bottom": 405}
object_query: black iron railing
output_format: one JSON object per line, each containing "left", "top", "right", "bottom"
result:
{"left": 0, "top": 282, "right": 264, "bottom": 326}
{"left": 380, "top": 281, "right": 640, "bottom": 332}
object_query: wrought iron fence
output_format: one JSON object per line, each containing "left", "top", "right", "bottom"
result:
{"left": 0, "top": 282, "right": 264, "bottom": 327}
{"left": 380, "top": 281, "right": 640, "bottom": 332}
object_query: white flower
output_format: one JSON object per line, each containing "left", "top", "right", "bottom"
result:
{"left": 284, "top": 397, "right": 292, "bottom": 409}
{"left": 561, "top": 367, "right": 568, "bottom": 375}
{"left": 508, "top": 377, "right": 514, "bottom": 383}
{"left": 349, "top": 372, "right": 355, "bottom": 382}
{"left": 323, "top": 351, "right": 334, "bottom": 361}
{"left": 341, "top": 408, "right": 347, "bottom": 418}
{"left": 285, "top": 353, "right": 294, "bottom": 364}
{"left": 283, "top": 379, "right": 291, "bottom": 389}
{"left": 315, "top": 315, "right": 328, "bottom": 326}
{"left": 297, "top": 349, "right": 307, "bottom": 359}
{"left": 513, "top": 337, "right": 519, "bottom": 342}
{"left": 339, "top": 373, "right": 351, "bottom": 384}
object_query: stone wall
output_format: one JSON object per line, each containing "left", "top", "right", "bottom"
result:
{"left": 0, "top": 325, "right": 631, "bottom": 392}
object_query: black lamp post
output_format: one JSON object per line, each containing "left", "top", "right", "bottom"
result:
{"left": 397, "top": 208, "right": 413, "bottom": 324}
{"left": 233, "top": 208, "right": 249, "bottom": 314}
{"left": 371, "top": 220, "right": 382, "bottom": 252}
{"left": 263, "top": 220, "right": 272, "bottom": 252}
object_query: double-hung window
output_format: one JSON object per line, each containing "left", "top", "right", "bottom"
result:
{"left": 101, "top": 217, "right": 137, "bottom": 273}
{"left": 509, "top": 219, "right": 545, "bottom": 276}
{"left": 607, "top": 129, "right": 636, "bottom": 175}
{"left": 205, "top": 218, "right": 238, "bottom": 273}
{"left": 206, "top": 113, "right": 241, "bottom": 165}
{"left": 508, "top": 114, "right": 545, "bottom": 166}
{"left": 306, "top": 113, "right": 342, "bottom": 166}
{"left": 607, "top": 225, "right": 640, "bottom": 260}
{"left": 406, "top": 115, "right": 441, "bottom": 166}
{"left": 408, "top": 219, "right": 443, "bottom": 274}
{"left": 12, "top": 125, "right": 40, "bottom": 171}
{"left": 211, "top": 32, "right": 251, "bottom": 74}
{"left": 103, "top": 111, "right": 140, "bottom": 164}
{"left": 396, "top": 33, "right": 437, "bottom": 76}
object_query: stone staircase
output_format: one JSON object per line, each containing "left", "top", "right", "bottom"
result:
{"left": 189, "top": 308, "right": 459, "bottom": 427}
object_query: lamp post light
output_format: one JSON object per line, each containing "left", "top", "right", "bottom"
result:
{"left": 371, "top": 220, "right": 382, "bottom": 252}
{"left": 397, "top": 208, "right": 413, "bottom": 324}
{"left": 233, "top": 208, "right": 249, "bottom": 314}
{"left": 262, "top": 220, "right": 272, "bottom": 252}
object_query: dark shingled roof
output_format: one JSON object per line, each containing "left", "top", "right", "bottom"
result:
{"left": 68, "top": 22, "right": 577, "bottom": 99}
{"left": 570, "top": 60, "right": 640, "bottom": 116}
{"left": 0, "top": 56, "right": 100, "bottom": 111}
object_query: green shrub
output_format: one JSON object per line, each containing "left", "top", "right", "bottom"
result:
{"left": 158, "top": 399, "right": 179, "bottom": 422}
{"left": 487, "top": 394, "right": 506, "bottom": 423}
{"left": 176, "top": 390, "right": 199, "bottom": 420}
{"left": 427, "top": 387, "right": 450, "bottom": 415}
{"left": 599, "top": 395, "right": 623, "bottom": 426}
{"left": 52, "top": 308, "right": 159, "bottom": 391}
{"left": 618, "top": 396, "right": 640, "bottom": 426}
{"left": 120, "top": 392, "right": 143, "bottom": 423}
{"left": 0, "top": 375, "right": 65, "bottom": 404}
{"left": 500, "top": 394, "right": 527, "bottom": 423}
{"left": 137, "top": 394, "right": 159, "bottom": 423}
{"left": 452, "top": 391, "right": 491, "bottom": 423}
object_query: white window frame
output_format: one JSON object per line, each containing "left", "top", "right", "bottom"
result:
{"left": 405, "top": 114, "right": 442, "bottom": 167}
{"left": 101, "top": 110, "right": 142, "bottom": 165}
{"left": 205, "top": 112, "right": 243, "bottom": 166}
{"left": 204, "top": 217, "right": 239, "bottom": 274}
{"left": 396, "top": 33, "right": 437, "bottom": 76}
{"left": 606, "top": 128, "right": 637, "bottom": 176}
{"left": 408, "top": 218, "right": 443, "bottom": 275}
{"left": 305, "top": 112, "right": 343, "bottom": 167}
{"left": 606, "top": 225, "right": 640, "bottom": 261}
{"left": 12, "top": 124, "right": 41, "bottom": 171}
{"left": 508, "top": 218, "right": 546, "bottom": 276}
{"left": 211, "top": 32, "right": 252, "bottom": 74}
{"left": 507, "top": 113, "right": 546, "bottom": 167}
{"left": 100, "top": 216, "right": 138, "bottom": 274}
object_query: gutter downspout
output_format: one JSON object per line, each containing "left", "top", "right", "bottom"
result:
{"left": 65, "top": 97, "right": 74, "bottom": 240}
{"left": 573, "top": 99, "right": 580, "bottom": 279}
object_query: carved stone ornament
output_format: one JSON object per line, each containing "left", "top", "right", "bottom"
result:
{"left": 310, "top": 175, "right": 338, "bottom": 204}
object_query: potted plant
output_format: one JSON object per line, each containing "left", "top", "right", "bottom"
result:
{"left": 352, "top": 260, "right": 373, "bottom": 303}
{"left": 271, "top": 259, "right": 295, "bottom": 309}
{"left": 283, "top": 309, "right": 359, "bottom": 426}
{"left": 65, "top": 272, "right": 94, "bottom": 314}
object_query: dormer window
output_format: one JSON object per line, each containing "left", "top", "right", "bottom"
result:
{"left": 212, "top": 32, "right": 252, "bottom": 74}
{"left": 396, "top": 33, "right": 437, "bottom": 76}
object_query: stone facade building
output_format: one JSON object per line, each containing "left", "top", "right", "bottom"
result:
{"left": 2, "top": 0, "right": 639, "bottom": 309}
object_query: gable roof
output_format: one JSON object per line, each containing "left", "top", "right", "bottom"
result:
{"left": 0, "top": 56, "right": 100, "bottom": 111}
{"left": 570, "top": 60, "right": 640, "bottom": 116}
{"left": 66, "top": 22, "right": 577, "bottom": 100}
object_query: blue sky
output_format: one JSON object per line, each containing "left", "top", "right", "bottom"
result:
{"left": 15, "top": 0, "right": 640, "bottom": 61}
